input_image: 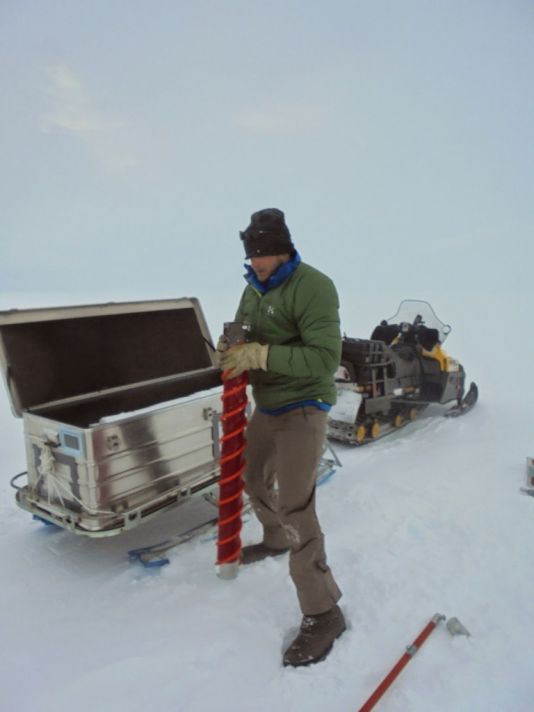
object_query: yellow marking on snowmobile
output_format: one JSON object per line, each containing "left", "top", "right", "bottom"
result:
{"left": 422, "top": 345, "right": 460, "bottom": 373}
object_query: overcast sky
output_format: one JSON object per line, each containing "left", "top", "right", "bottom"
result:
{"left": 1, "top": 1, "right": 533, "bottom": 326}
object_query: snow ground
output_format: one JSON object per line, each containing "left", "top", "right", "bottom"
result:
{"left": 1, "top": 292, "right": 533, "bottom": 712}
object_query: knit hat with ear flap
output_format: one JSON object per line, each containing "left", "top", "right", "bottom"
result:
{"left": 240, "top": 208, "right": 294, "bottom": 258}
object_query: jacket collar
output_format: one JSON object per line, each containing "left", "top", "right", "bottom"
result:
{"left": 244, "top": 251, "right": 301, "bottom": 294}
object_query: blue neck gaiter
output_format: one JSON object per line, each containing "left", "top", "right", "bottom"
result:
{"left": 244, "top": 251, "right": 301, "bottom": 294}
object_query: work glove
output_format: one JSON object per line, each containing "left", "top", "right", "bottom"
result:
{"left": 219, "top": 342, "right": 269, "bottom": 378}
{"left": 213, "top": 334, "right": 229, "bottom": 368}
{"left": 216, "top": 334, "right": 229, "bottom": 353}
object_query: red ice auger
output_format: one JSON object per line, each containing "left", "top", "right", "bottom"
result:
{"left": 216, "top": 322, "right": 250, "bottom": 579}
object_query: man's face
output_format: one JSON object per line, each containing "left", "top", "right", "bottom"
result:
{"left": 249, "top": 254, "right": 289, "bottom": 282}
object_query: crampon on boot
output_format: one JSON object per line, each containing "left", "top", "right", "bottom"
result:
{"left": 283, "top": 604, "right": 346, "bottom": 667}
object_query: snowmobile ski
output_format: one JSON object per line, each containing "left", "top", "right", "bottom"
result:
{"left": 445, "top": 381, "right": 478, "bottom": 418}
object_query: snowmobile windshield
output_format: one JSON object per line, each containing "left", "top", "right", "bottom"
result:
{"left": 385, "top": 300, "right": 451, "bottom": 344}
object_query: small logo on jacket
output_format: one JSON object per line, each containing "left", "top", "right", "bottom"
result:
{"left": 266, "top": 305, "right": 275, "bottom": 316}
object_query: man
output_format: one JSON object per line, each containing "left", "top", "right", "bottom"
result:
{"left": 219, "top": 208, "right": 345, "bottom": 667}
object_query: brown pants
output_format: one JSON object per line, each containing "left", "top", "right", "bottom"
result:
{"left": 244, "top": 407, "right": 342, "bottom": 615}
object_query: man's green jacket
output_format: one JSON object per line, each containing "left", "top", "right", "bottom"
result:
{"left": 235, "top": 262, "right": 342, "bottom": 410}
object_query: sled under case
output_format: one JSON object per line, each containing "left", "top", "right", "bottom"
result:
{"left": 0, "top": 298, "right": 223, "bottom": 536}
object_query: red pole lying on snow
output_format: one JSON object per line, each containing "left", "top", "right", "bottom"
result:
{"left": 358, "top": 614, "right": 446, "bottom": 712}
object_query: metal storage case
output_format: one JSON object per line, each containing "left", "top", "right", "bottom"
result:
{"left": 0, "top": 298, "right": 223, "bottom": 536}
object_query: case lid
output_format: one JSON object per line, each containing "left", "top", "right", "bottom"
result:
{"left": 0, "top": 298, "right": 219, "bottom": 417}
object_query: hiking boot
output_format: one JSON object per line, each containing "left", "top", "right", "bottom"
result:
{"left": 240, "top": 543, "right": 290, "bottom": 565}
{"left": 283, "top": 604, "right": 346, "bottom": 667}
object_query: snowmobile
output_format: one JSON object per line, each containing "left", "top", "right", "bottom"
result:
{"left": 327, "top": 300, "right": 478, "bottom": 445}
